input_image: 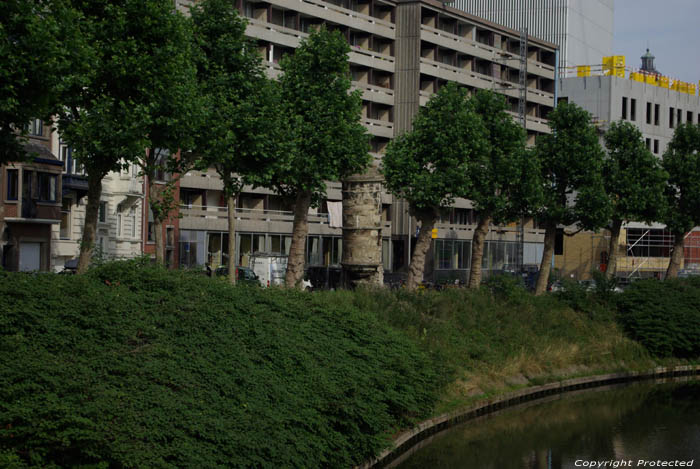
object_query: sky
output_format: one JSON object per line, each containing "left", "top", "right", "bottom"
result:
{"left": 613, "top": 0, "right": 700, "bottom": 84}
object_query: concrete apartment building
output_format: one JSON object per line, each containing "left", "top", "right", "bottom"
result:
{"left": 554, "top": 51, "right": 700, "bottom": 280}
{"left": 175, "top": 0, "right": 558, "bottom": 284}
{"left": 453, "top": 0, "right": 614, "bottom": 71}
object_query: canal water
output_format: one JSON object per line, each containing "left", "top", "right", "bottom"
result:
{"left": 393, "top": 378, "right": 700, "bottom": 469}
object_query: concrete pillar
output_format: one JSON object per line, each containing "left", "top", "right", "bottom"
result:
{"left": 341, "top": 165, "right": 384, "bottom": 288}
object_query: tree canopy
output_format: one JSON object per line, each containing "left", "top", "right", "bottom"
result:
{"left": 383, "top": 82, "right": 486, "bottom": 288}
{"left": 662, "top": 122, "right": 700, "bottom": 278}
{"left": 533, "top": 102, "right": 611, "bottom": 294}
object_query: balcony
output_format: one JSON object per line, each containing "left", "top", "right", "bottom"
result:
{"left": 179, "top": 205, "right": 391, "bottom": 235}
{"left": 362, "top": 118, "right": 393, "bottom": 138}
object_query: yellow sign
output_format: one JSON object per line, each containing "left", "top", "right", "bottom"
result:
{"left": 577, "top": 65, "right": 591, "bottom": 77}
{"left": 431, "top": 228, "right": 438, "bottom": 239}
{"left": 603, "top": 55, "right": 625, "bottom": 77}
{"left": 659, "top": 76, "right": 670, "bottom": 88}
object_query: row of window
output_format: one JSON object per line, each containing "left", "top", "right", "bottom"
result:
{"left": 621, "top": 97, "right": 698, "bottom": 128}
{"left": 4, "top": 169, "right": 58, "bottom": 203}
{"left": 60, "top": 199, "right": 139, "bottom": 240}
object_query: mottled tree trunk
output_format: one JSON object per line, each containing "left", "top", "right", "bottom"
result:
{"left": 468, "top": 214, "right": 491, "bottom": 289}
{"left": 406, "top": 210, "right": 436, "bottom": 290}
{"left": 665, "top": 231, "right": 685, "bottom": 279}
{"left": 285, "top": 190, "right": 312, "bottom": 288}
{"left": 148, "top": 182, "right": 165, "bottom": 265}
{"left": 227, "top": 195, "right": 237, "bottom": 285}
{"left": 606, "top": 218, "right": 623, "bottom": 279}
{"left": 534, "top": 222, "right": 556, "bottom": 295}
{"left": 77, "top": 172, "right": 103, "bottom": 274}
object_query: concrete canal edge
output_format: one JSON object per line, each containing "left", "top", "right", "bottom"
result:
{"left": 357, "top": 365, "right": 700, "bottom": 469}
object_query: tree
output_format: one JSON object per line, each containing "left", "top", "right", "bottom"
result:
{"left": 532, "top": 102, "right": 611, "bottom": 295}
{"left": 190, "top": 0, "right": 283, "bottom": 284}
{"left": 275, "top": 26, "right": 370, "bottom": 288}
{"left": 465, "top": 90, "right": 532, "bottom": 288}
{"left": 383, "top": 83, "right": 486, "bottom": 290}
{"left": 0, "top": 0, "right": 69, "bottom": 163}
{"left": 602, "top": 121, "right": 667, "bottom": 278}
{"left": 662, "top": 123, "right": 700, "bottom": 279}
{"left": 57, "top": 0, "right": 202, "bottom": 272}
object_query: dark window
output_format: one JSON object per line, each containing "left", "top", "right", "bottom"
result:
{"left": 654, "top": 104, "right": 660, "bottom": 126}
{"left": 630, "top": 98, "right": 636, "bottom": 121}
{"left": 555, "top": 228, "right": 564, "bottom": 255}
{"left": 688, "top": 111, "right": 693, "bottom": 124}
{"left": 653, "top": 139, "right": 659, "bottom": 154}
{"left": 25, "top": 119, "right": 43, "bottom": 136}
{"left": 627, "top": 229, "right": 673, "bottom": 257}
{"left": 98, "top": 202, "right": 107, "bottom": 223}
{"left": 646, "top": 102, "right": 652, "bottom": 124}
{"left": 677, "top": 108, "right": 682, "bottom": 125}
{"left": 669, "top": 107, "right": 674, "bottom": 128}
{"left": 645, "top": 138, "right": 651, "bottom": 150}
{"left": 6, "top": 169, "right": 18, "bottom": 200}
{"left": 621, "top": 97, "right": 628, "bottom": 119}
{"left": 38, "top": 173, "right": 57, "bottom": 202}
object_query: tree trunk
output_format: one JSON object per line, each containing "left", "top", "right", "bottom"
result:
{"left": 606, "top": 218, "right": 623, "bottom": 279}
{"left": 534, "top": 222, "right": 557, "bottom": 295}
{"left": 406, "top": 210, "right": 436, "bottom": 290}
{"left": 227, "top": 195, "right": 237, "bottom": 285}
{"left": 285, "top": 190, "right": 312, "bottom": 288}
{"left": 77, "top": 171, "right": 103, "bottom": 274}
{"left": 468, "top": 214, "right": 491, "bottom": 289}
{"left": 665, "top": 231, "right": 685, "bottom": 279}
{"left": 148, "top": 182, "right": 165, "bottom": 265}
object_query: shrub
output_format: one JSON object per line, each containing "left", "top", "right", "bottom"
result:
{"left": 616, "top": 278, "right": 700, "bottom": 357}
{"left": 0, "top": 262, "right": 441, "bottom": 468}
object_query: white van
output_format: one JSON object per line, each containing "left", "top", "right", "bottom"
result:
{"left": 249, "top": 253, "right": 288, "bottom": 287}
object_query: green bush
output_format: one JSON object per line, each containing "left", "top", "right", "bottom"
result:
{"left": 0, "top": 262, "right": 441, "bottom": 468}
{"left": 616, "top": 278, "right": 700, "bottom": 357}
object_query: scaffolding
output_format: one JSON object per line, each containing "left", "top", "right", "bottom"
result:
{"left": 621, "top": 228, "right": 700, "bottom": 279}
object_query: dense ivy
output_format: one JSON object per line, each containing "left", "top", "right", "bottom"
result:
{"left": 0, "top": 262, "right": 442, "bottom": 468}
{"left": 616, "top": 277, "right": 700, "bottom": 358}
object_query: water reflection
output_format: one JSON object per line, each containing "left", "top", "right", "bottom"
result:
{"left": 394, "top": 379, "right": 700, "bottom": 469}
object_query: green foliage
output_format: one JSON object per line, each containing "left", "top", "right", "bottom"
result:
{"left": 603, "top": 121, "right": 668, "bottom": 224}
{"left": 191, "top": 0, "right": 283, "bottom": 198}
{"left": 534, "top": 102, "right": 611, "bottom": 229}
{"left": 662, "top": 123, "right": 700, "bottom": 235}
{"left": 382, "top": 83, "right": 487, "bottom": 211}
{"left": 616, "top": 277, "right": 700, "bottom": 357}
{"left": 0, "top": 0, "right": 74, "bottom": 163}
{"left": 483, "top": 273, "right": 526, "bottom": 299}
{"left": 0, "top": 262, "right": 440, "bottom": 468}
{"left": 467, "top": 90, "right": 532, "bottom": 223}
{"left": 274, "top": 26, "right": 370, "bottom": 205}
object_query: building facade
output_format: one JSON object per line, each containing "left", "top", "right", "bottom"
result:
{"left": 555, "top": 51, "right": 700, "bottom": 280}
{"left": 452, "top": 0, "right": 614, "bottom": 71}
{"left": 175, "top": 0, "right": 557, "bottom": 284}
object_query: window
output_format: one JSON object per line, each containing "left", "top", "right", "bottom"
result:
{"left": 130, "top": 207, "right": 136, "bottom": 238}
{"left": 26, "top": 119, "right": 43, "bottom": 136}
{"left": 669, "top": 107, "right": 675, "bottom": 128}
{"left": 646, "top": 102, "right": 652, "bottom": 124}
{"left": 60, "top": 145, "right": 70, "bottom": 174}
{"left": 147, "top": 206, "right": 155, "bottom": 242}
{"left": 677, "top": 108, "right": 682, "bottom": 126}
{"left": 38, "top": 173, "right": 57, "bottom": 202}
{"left": 645, "top": 138, "right": 651, "bottom": 150}
{"left": 6, "top": 169, "right": 18, "bottom": 200}
{"left": 688, "top": 111, "right": 693, "bottom": 124}
{"left": 654, "top": 104, "right": 660, "bottom": 126}
{"left": 117, "top": 212, "right": 123, "bottom": 237}
{"left": 166, "top": 226, "right": 175, "bottom": 267}
{"left": 99, "top": 202, "right": 107, "bottom": 223}
{"left": 630, "top": 98, "right": 636, "bottom": 121}
{"left": 621, "top": 97, "right": 628, "bottom": 119}
{"left": 60, "top": 198, "right": 72, "bottom": 239}
{"left": 555, "top": 229, "right": 564, "bottom": 255}
{"left": 653, "top": 139, "right": 659, "bottom": 154}
{"left": 152, "top": 149, "right": 171, "bottom": 182}
{"left": 270, "top": 234, "right": 292, "bottom": 255}
{"left": 435, "top": 239, "right": 471, "bottom": 270}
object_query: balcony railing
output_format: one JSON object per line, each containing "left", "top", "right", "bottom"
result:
{"left": 180, "top": 205, "right": 391, "bottom": 230}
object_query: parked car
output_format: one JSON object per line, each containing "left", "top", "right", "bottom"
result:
{"left": 214, "top": 266, "right": 261, "bottom": 286}
{"left": 578, "top": 279, "right": 623, "bottom": 293}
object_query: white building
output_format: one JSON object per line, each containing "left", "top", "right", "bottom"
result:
{"left": 453, "top": 0, "right": 614, "bottom": 71}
